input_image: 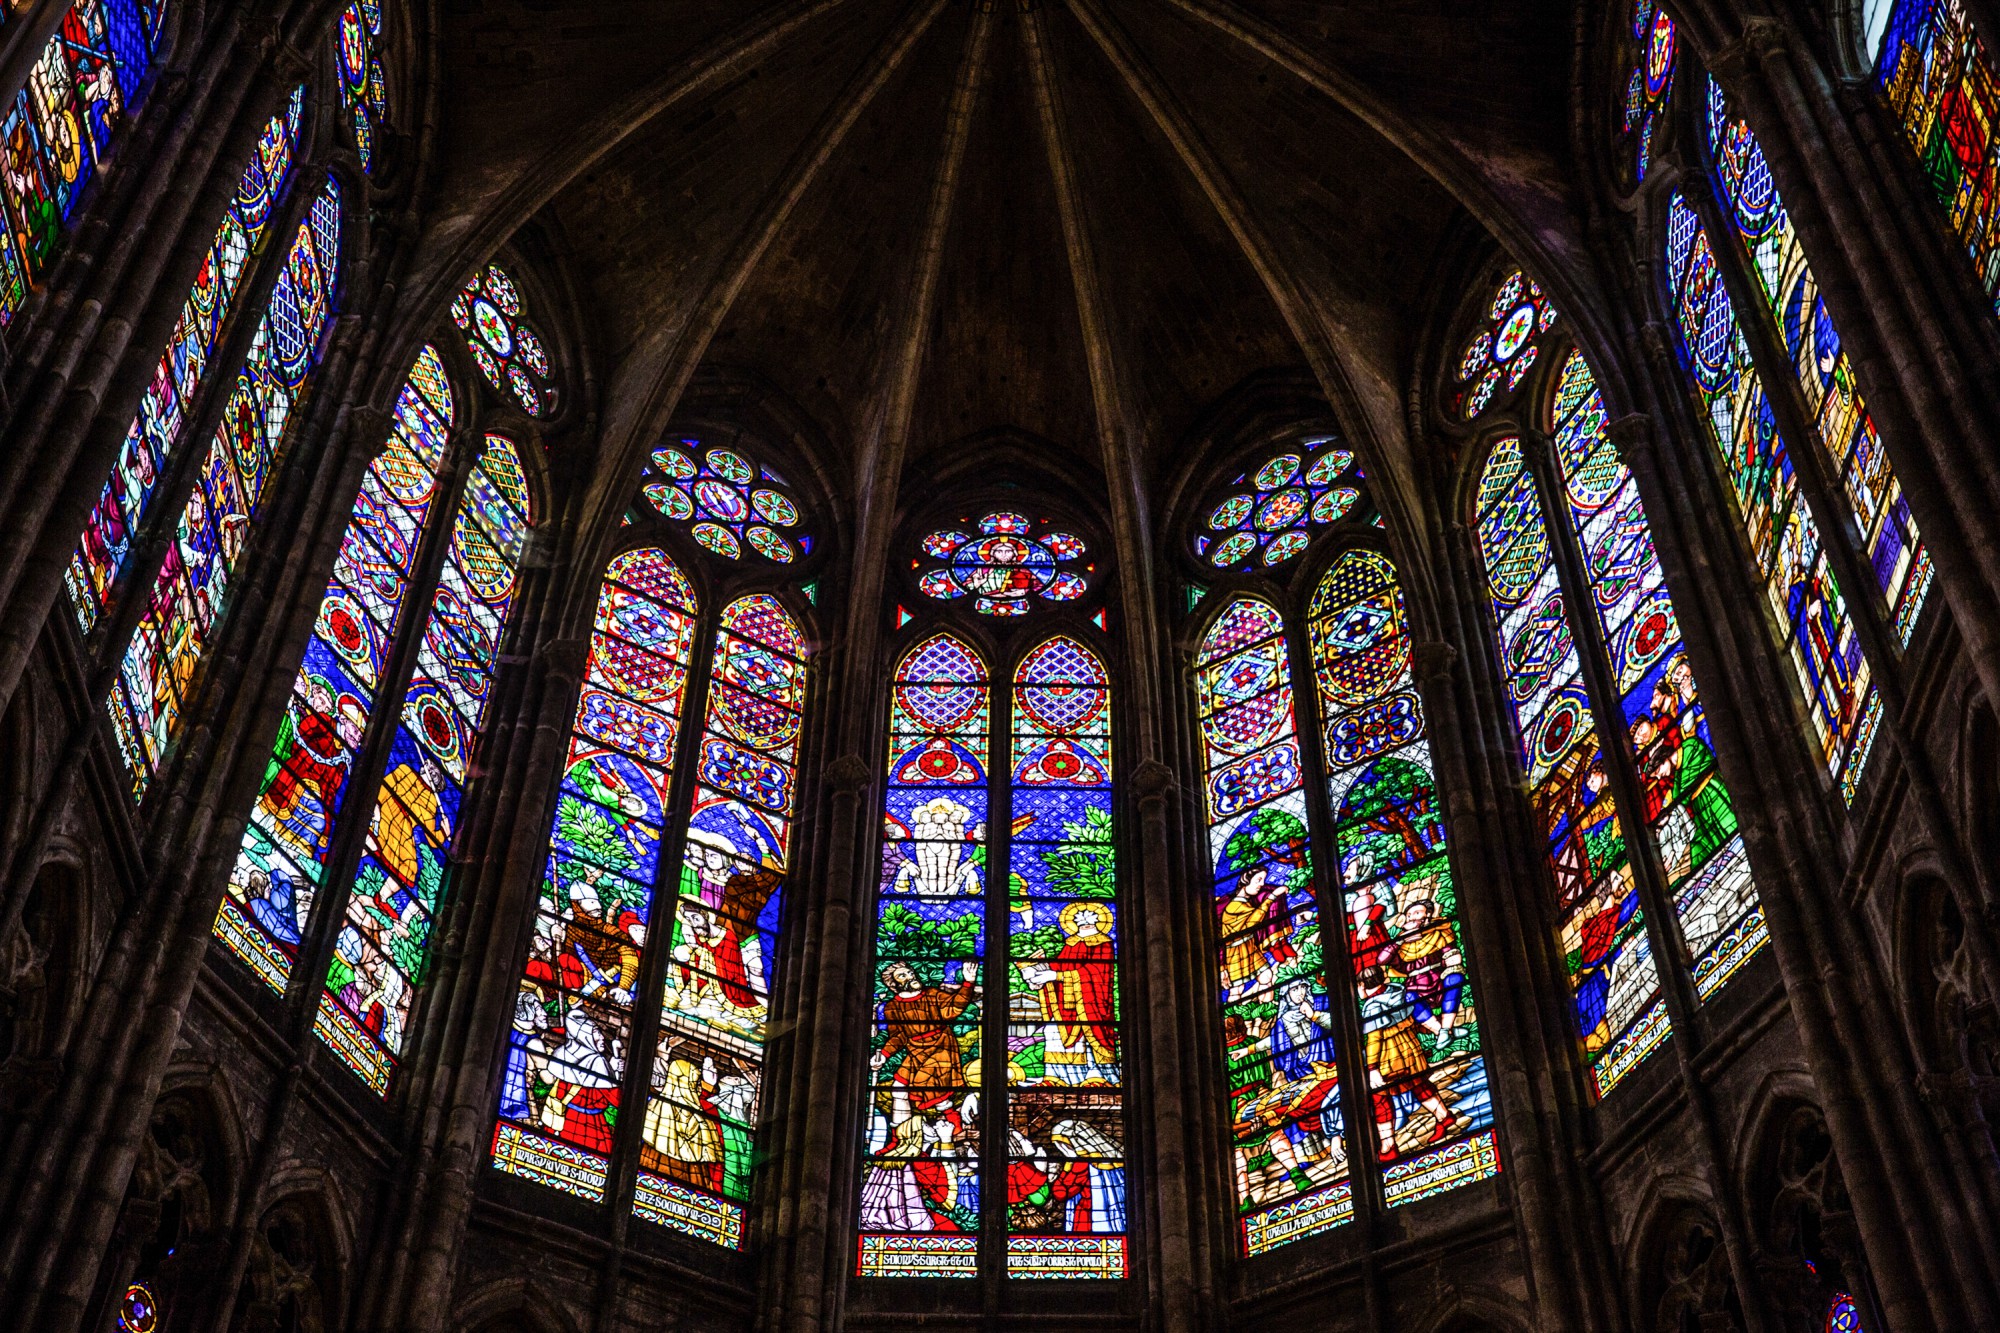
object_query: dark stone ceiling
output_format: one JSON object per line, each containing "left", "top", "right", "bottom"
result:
{"left": 407, "top": 0, "right": 1586, "bottom": 547}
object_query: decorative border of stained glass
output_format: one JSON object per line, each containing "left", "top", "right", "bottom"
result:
{"left": 1190, "top": 433, "right": 1372, "bottom": 572}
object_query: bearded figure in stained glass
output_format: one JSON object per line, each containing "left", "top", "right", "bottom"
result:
{"left": 872, "top": 959, "right": 979, "bottom": 1121}
{"left": 1387, "top": 894, "right": 1468, "bottom": 1042}
{"left": 1015, "top": 901, "right": 1118, "bottom": 1086}
{"left": 1216, "top": 806, "right": 1310, "bottom": 1001}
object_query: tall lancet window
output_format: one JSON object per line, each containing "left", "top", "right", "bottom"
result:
{"left": 1459, "top": 266, "right": 1767, "bottom": 1098}
{"left": 1187, "top": 433, "right": 1498, "bottom": 1259}
{"left": 107, "top": 178, "right": 343, "bottom": 799}
{"left": 1870, "top": 0, "right": 2000, "bottom": 308}
{"left": 857, "top": 515, "right": 1125, "bottom": 1281}
{"left": 1705, "top": 77, "right": 1933, "bottom": 644}
{"left": 68, "top": 88, "right": 306, "bottom": 634}
{"left": 213, "top": 336, "right": 536, "bottom": 1098}
{"left": 494, "top": 435, "right": 814, "bottom": 1253}
{"left": 0, "top": 0, "right": 168, "bottom": 324}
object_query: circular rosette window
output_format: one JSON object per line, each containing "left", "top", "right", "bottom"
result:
{"left": 637, "top": 438, "right": 812, "bottom": 565}
{"left": 1192, "top": 433, "right": 1370, "bottom": 573}
{"left": 451, "top": 264, "right": 556, "bottom": 417}
{"left": 1452, "top": 268, "right": 1560, "bottom": 421}
{"left": 914, "top": 512, "right": 1093, "bottom": 616}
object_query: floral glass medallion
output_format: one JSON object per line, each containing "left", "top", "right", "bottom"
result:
{"left": 1453, "top": 269, "right": 1559, "bottom": 421}
{"left": 914, "top": 513, "right": 1092, "bottom": 616}
{"left": 451, "top": 265, "right": 556, "bottom": 417}
{"left": 640, "top": 439, "right": 810, "bottom": 564}
{"left": 1192, "top": 434, "right": 1367, "bottom": 572}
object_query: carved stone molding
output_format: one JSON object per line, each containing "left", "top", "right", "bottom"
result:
{"left": 1131, "top": 758, "right": 1177, "bottom": 806}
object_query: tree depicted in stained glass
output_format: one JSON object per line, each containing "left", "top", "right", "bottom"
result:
{"left": 634, "top": 594, "right": 806, "bottom": 1249}
{"left": 1548, "top": 351, "right": 1769, "bottom": 998}
{"left": 338, "top": 1, "right": 389, "bottom": 172}
{"left": 0, "top": 0, "right": 166, "bottom": 323}
{"left": 1664, "top": 191, "right": 1882, "bottom": 803}
{"left": 857, "top": 634, "right": 989, "bottom": 1279}
{"left": 493, "top": 550, "right": 698, "bottom": 1203}
{"left": 315, "top": 435, "right": 532, "bottom": 1092}
{"left": 215, "top": 345, "right": 451, "bottom": 993}
{"left": 67, "top": 88, "right": 304, "bottom": 634}
{"left": 1706, "top": 76, "right": 1933, "bottom": 645}
{"left": 1451, "top": 269, "right": 1561, "bottom": 421}
{"left": 1309, "top": 550, "right": 1499, "bottom": 1206}
{"left": 452, "top": 264, "right": 554, "bottom": 416}
{"left": 1475, "top": 437, "right": 1668, "bottom": 1095}
{"left": 1196, "top": 599, "right": 1353, "bottom": 1255}
{"left": 1623, "top": 0, "right": 1678, "bottom": 182}
{"left": 1192, "top": 433, "right": 1369, "bottom": 572}
{"left": 1873, "top": 0, "right": 2000, "bottom": 308}
{"left": 914, "top": 514, "right": 1092, "bottom": 617}
{"left": 1006, "top": 637, "right": 1125, "bottom": 1279}
{"left": 640, "top": 439, "right": 811, "bottom": 564}
{"left": 107, "top": 181, "right": 343, "bottom": 801}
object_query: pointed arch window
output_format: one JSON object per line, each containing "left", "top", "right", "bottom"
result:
{"left": 1663, "top": 190, "right": 1883, "bottom": 802}
{"left": 493, "top": 550, "right": 810, "bottom": 1255}
{"left": 857, "top": 630, "right": 1128, "bottom": 1280}
{"left": 1705, "top": 77, "right": 1933, "bottom": 643}
{"left": 211, "top": 337, "right": 537, "bottom": 1096}
{"left": 67, "top": 88, "right": 306, "bottom": 634}
{"left": 1871, "top": 0, "right": 2000, "bottom": 309}
{"left": 0, "top": 0, "right": 168, "bottom": 323}
{"left": 106, "top": 178, "right": 343, "bottom": 799}
{"left": 1197, "top": 546, "right": 1500, "bottom": 1259}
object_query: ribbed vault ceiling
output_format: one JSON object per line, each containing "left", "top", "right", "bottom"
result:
{"left": 408, "top": 0, "right": 1585, "bottom": 553}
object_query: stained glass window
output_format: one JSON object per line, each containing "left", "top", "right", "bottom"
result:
{"left": 1310, "top": 550, "right": 1498, "bottom": 1206}
{"left": 1706, "top": 77, "right": 1934, "bottom": 644}
{"left": 1623, "top": 0, "right": 1678, "bottom": 182}
{"left": 493, "top": 550, "right": 699, "bottom": 1203}
{"left": 1006, "top": 637, "right": 1125, "bottom": 1278}
{"left": 216, "top": 346, "right": 452, "bottom": 994}
{"left": 639, "top": 439, "right": 810, "bottom": 564}
{"left": 1451, "top": 270, "right": 1561, "bottom": 421}
{"left": 858, "top": 633, "right": 990, "bottom": 1278}
{"left": 1475, "top": 437, "right": 1667, "bottom": 1096}
{"left": 1664, "top": 191, "right": 1882, "bottom": 803}
{"left": 1192, "top": 433, "right": 1368, "bottom": 572}
{"left": 0, "top": 0, "right": 167, "bottom": 324}
{"left": 1825, "top": 1292, "right": 1865, "bottom": 1331}
{"left": 1873, "top": 0, "right": 2000, "bottom": 307}
{"left": 1197, "top": 598, "right": 1352, "bottom": 1254}
{"left": 857, "top": 630, "right": 1125, "bottom": 1279}
{"left": 337, "top": 1, "right": 388, "bottom": 172}
{"left": 107, "top": 180, "right": 343, "bottom": 801}
{"left": 116, "top": 1282, "right": 157, "bottom": 1332}
{"left": 914, "top": 514, "right": 1091, "bottom": 617}
{"left": 67, "top": 89, "right": 306, "bottom": 634}
{"left": 636, "top": 594, "right": 805, "bottom": 1248}
{"left": 314, "top": 435, "right": 532, "bottom": 1091}
{"left": 451, "top": 264, "right": 554, "bottom": 417}
{"left": 1548, "top": 352, "right": 1768, "bottom": 999}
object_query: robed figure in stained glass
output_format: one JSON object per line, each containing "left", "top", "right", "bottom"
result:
{"left": 1016, "top": 901, "right": 1118, "bottom": 1085}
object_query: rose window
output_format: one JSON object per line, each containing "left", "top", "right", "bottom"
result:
{"left": 639, "top": 439, "right": 810, "bottom": 564}
{"left": 1193, "top": 434, "right": 1368, "bottom": 572}
{"left": 1452, "top": 269, "right": 1559, "bottom": 420}
{"left": 451, "top": 265, "right": 556, "bottom": 417}
{"left": 914, "top": 513, "right": 1091, "bottom": 616}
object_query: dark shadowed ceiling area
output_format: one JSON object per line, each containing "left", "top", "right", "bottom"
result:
{"left": 407, "top": 0, "right": 1585, "bottom": 543}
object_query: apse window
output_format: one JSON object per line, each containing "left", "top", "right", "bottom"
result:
{"left": 1191, "top": 432, "right": 1369, "bottom": 572}
{"left": 452, "top": 264, "right": 556, "bottom": 416}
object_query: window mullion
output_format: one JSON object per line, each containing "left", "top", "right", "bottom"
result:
{"left": 607, "top": 593, "right": 723, "bottom": 1225}
{"left": 1680, "top": 161, "right": 1911, "bottom": 683}
{"left": 1281, "top": 602, "right": 1384, "bottom": 1228}
{"left": 980, "top": 670, "right": 1013, "bottom": 1303}
{"left": 1518, "top": 430, "right": 1704, "bottom": 1040}
{"left": 277, "top": 423, "right": 482, "bottom": 1025}
{"left": 80, "top": 151, "right": 322, "bottom": 682}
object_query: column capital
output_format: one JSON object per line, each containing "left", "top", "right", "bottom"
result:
{"left": 826, "top": 753, "right": 874, "bottom": 794}
{"left": 1131, "top": 759, "right": 1178, "bottom": 804}
{"left": 537, "top": 637, "right": 589, "bottom": 686}
{"left": 1414, "top": 640, "right": 1459, "bottom": 687}
{"left": 1607, "top": 413, "right": 1656, "bottom": 456}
